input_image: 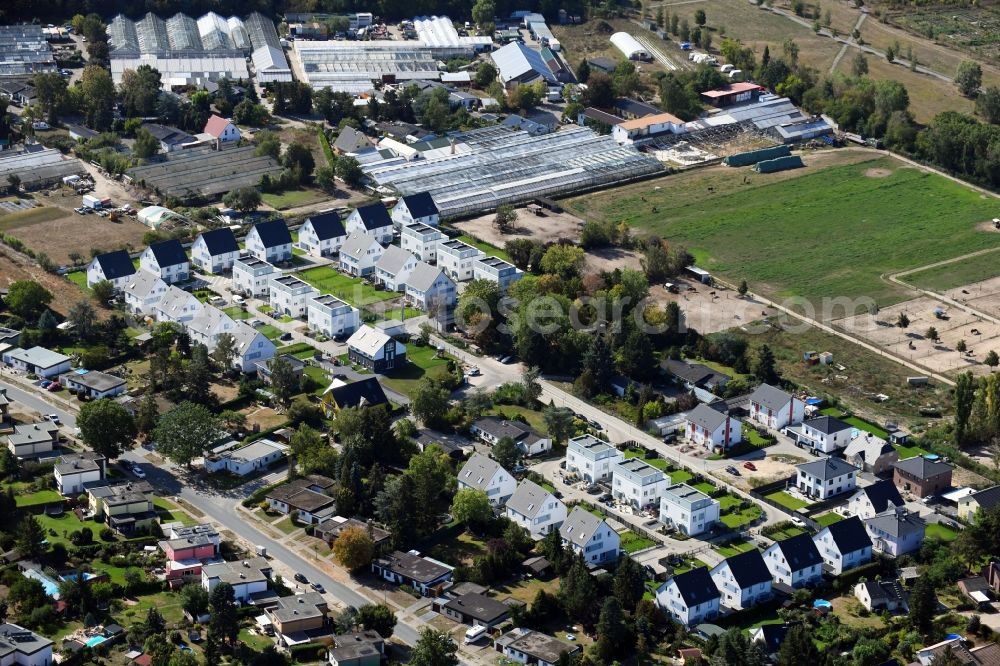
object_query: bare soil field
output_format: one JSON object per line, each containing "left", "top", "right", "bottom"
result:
{"left": 583, "top": 246, "right": 643, "bottom": 275}
{"left": 452, "top": 207, "right": 584, "bottom": 247}
{"left": 940, "top": 276, "right": 1000, "bottom": 321}
{"left": 0, "top": 247, "right": 89, "bottom": 316}
{"left": 647, "top": 277, "right": 783, "bottom": 335}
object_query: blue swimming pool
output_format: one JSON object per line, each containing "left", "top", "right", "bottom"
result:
{"left": 23, "top": 568, "right": 60, "bottom": 598}
{"left": 84, "top": 636, "right": 107, "bottom": 648}
{"left": 60, "top": 572, "right": 99, "bottom": 583}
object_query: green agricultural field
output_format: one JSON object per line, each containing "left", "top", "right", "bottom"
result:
{"left": 564, "top": 156, "right": 1000, "bottom": 305}
{"left": 904, "top": 250, "right": 1000, "bottom": 292}
{"left": 296, "top": 266, "right": 398, "bottom": 307}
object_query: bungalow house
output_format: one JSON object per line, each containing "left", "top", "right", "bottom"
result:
{"left": 299, "top": 211, "right": 347, "bottom": 258}
{"left": 6, "top": 422, "right": 59, "bottom": 458}
{"left": 813, "top": 515, "right": 872, "bottom": 574}
{"left": 565, "top": 434, "right": 623, "bottom": 484}
{"left": 338, "top": 232, "right": 384, "bottom": 277}
{"left": 654, "top": 567, "right": 721, "bottom": 627}
{"left": 202, "top": 114, "right": 241, "bottom": 143}
{"left": 142, "top": 123, "right": 196, "bottom": 152}
{"left": 844, "top": 433, "right": 899, "bottom": 475}
{"left": 795, "top": 457, "right": 858, "bottom": 500}
{"left": 201, "top": 558, "right": 272, "bottom": 602}
{"left": 710, "top": 549, "right": 773, "bottom": 611}
{"left": 659, "top": 483, "right": 719, "bottom": 536}
{"left": 332, "top": 126, "right": 374, "bottom": 155}
{"left": 87, "top": 249, "right": 137, "bottom": 290}
{"left": 245, "top": 220, "right": 293, "bottom": 264}
{"left": 786, "top": 416, "right": 854, "bottom": 454}
{"left": 122, "top": 270, "right": 168, "bottom": 316}
{"left": 139, "top": 239, "right": 189, "bottom": 284}
{"left": 560, "top": 506, "right": 620, "bottom": 564}
{"left": 470, "top": 416, "right": 551, "bottom": 457}
{"left": 661, "top": 359, "right": 729, "bottom": 393}
{"left": 864, "top": 508, "right": 926, "bottom": 556}
{"left": 314, "top": 517, "right": 390, "bottom": 549}
{"left": 684, "top": 403, "right": 742, "bottom": 450}
{"left": 437, "top": 592, "right": 512, "bottom": 628}
{"left": 763, "top": 532, "right": 823, "bottom": 588}
{"left": 855, "top": 579, "right": 909, "bottom": 613}
{"left": 320, "top": 377, "right": 390, "bottom": 418}
{"left": 958, "top": 576, "right": 993, "bottom": 609}
{"left": 457, "top": 453, "right": 517, "bottom": 507}
{"left": 265, "top": 478, "right": 336, "bottom": 524}
{"left": 505, "top": 479, "right": 567, "bottom": 538}
{"left": 346, "top": 325, "right": 405, "bottom": 372}
{"left": 308, "top": 294, "right": 360, "bottom": 340}
{"left": 612, "top": 458, "right": 668, "bottom": 510}
{"left": 232, "top": 255, "right": 279, "bottom": 297}
{"left": 346, "top": 203, "right": 393, "bottom": 245}
{"left": 0, "top": 623, "right": 54, "bottom": 666}
{"left": 494, "top": 628, "right": 580, "bottom": 666}
{"left": 3, "top": 346, "right": 71, "bottom": 378}
{"left": 374, "top": 245, "right": 418, "bottom": 291}
{"left": 54, "top": 452, "right": 106, "bottom": 495}
{"left": 191, "top": 228, "right": 240, "bottom": 273}
{"left": 893, "top": 457, "right": 953, "bottom": 498}
{"left": 391, "top": 192, "right": 440, "bottom": 229}
{"left": 747, "top": 383, "right": 804, "bottom": 430}
{"left": 436, "top": 239, "right": 484, "bottom": 282}
{"left": 959, "top": 485, "right": 1000, "bottom": 522}
{"left": 400, "top": 223, "right": 446, "bottom": 263}
{"left": 328, "top": 631, "right": 384, "bottom": 666}
{"left": 371, "top": 551, "right": 453, "bottom": 596}
{"left": 269, "top": 275, "right": 319, "bottom": 319}
{"left": 404, "top": 262, "right": 457, "bottom": 310}
{"left": 59, "top": 369, "right": 126, "bottom": 399}
{"left": 87, "top": 480, "right": 157, "bottom": 535}
{"left": 204, "top": 439, "right": 285, "bottom": 477}
{"left": 845, "top": 480, "right": 905, "bottom": 520}
{"left": 154, "top": 286, "right": 202, "bottom": 324}
{"left": 230, "top": 322, "right": 277, "bottom": 373}
{"left": 265, "top": 592, "right": 330, "bottom": 646}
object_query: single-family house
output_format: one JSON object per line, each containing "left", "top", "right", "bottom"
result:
{"left": 269, "top": 275, "right": 319, "bottom": 319}
{"left": 371, "top": 551, "right": 453, "bottom": 596}
{"left": 346, "top": 203, "right": 393, "bottom": 245}
{"left": 787, "top": 416, "right": 854, "bottom": 454}
{"left": 230, "top": 322, "right": 277, "bottom": 373}
{"left": 844, "top": 433, "right": 900, "bottom": 475}
{"left": 611, "top": 112, "right": 685, "bottom": 145}
{"left": 314, "top": 517, "right": 390, "bottom": 549}
{"left": 87, "top": 249, "right": 137, "bottom": 290}
{"left": 659, "top": 483, "right": 720, "bottom": 536}
{"left": 0, "top": 623, "right": 54, "bottom": 666}
{"left": 436, "top": 239, "right": 484, "bottom": 282}
{"left": 255, "top": 353, "right": 305, "bottom": 385}
{"left": 560, "top": 506, "right": 620, "bottom": 564}
{"left": 265, "top": 478, "right": 336, "bottom": 524}
{"left": 6, "top": 422, "right": 59, "bottom": 458}
{"left": 3, "top": 346, "right": 71, "bottom": 378}
{"left": 855, "top": 579, "right": 909, "bottom": 613}
{"left": 374, "top": 245, "right": 418, "bottom": 291}
{"left": 710, "top": 549, "right": 773, "bottom": 611}
{"left": 494, "top": 628, "right": 580, "bottom": 666}
{"left": 308, "top": 294, "right": 360, "bottom": 340}
{"left": 346, "top": 325, "right": 405, "bottom": 372}
{"left": 54, "top": 452, "right": 106, "bottom": 495}
{"left": 795, "top": 457, "right": 858, "bottom": 500}
{"left": 845, "top": 480, "right": 905, "bottom": 520}
{"left": 958, "top": 576, "right": 993, "bottom": 609}
{"left": 320, "top": 377, "right": 390, "bottom": 417}
{"left": 438, "top": 592, "right": 511, "bottom": 628}
{"left": 612, "top": 458, "right": 668, "bottom": 510}
{"left": 505, "top": 479, "right": 567, "bottom": 538}
{"left": 187, "top": 306, "right": 238, "bottom": 349}
{"left": 265, "top": 592, "right": 330, "bottom": 645}
{"left": 87, "top": 480, "right": 157, "bottom": 535}
{"left": 245, "top": 220, "right": 293, "bottom": 264}
{"left": 747, "top": 383, "right": 804, "bottom": 430}
{"left": 471, "top": 256, "right": 523, "bottom": 292}
{"left": 139, "top": 239, "right": 189, "bottom": 284}
{"left": 457, "top": 452, "right": 517, "bottom": 507}
{"left": 204, "top": 439, "right": 285, "bottom": 476}
{"left": 299, "top": 211, "right": 347, "bottom": 258}
{"left": 565, "top": 434, "right": 623, "bottom": 484}
{"left": 159, "top": 533, "right": 217, "bottom": 564}
{"left": 232, "top": 255, "right": 279, "bottom": 297}
{"left": 391, "top": 192, "right": 440, "bottom": 229}
{"left": 763, "top": 532, "right": 823, "bottom": 588}
{"left": 893, "top": 457, "right": 953, "bottom": 498}
{"left": 154, "top": 286, "right": 202, "bottom": 324}
{"left": 338, "top": 232, "right": 384, "bottom": 277}
{"left": 201, "top": 558, "right": 272, "bottom": 602}
{"left": 328, "top": 631, "right": 384, "bottom": 666}
{"left": 142, "top": 123, "right": 196, "bottom": 152}
{"left": 915, "top": 638, "right": 1000, "bottom": 666}
{"left": 685, "top": 403, "right": 742, "bottom": 450}
{"left": 333, "top": 126, "right": 374, "bottom": 155}
{"left": 59, "top": 369, "right": 127, "bottom": 399}
{"left": 959, "top": 485, "right": 1000, "bottom": 522}
{"left": 203, "top": 114, "right": 241, "bottom": 143}
{"left": 864, "top": 508, "right": 926, "bottom": 556}
{"left": 750, "top": 624, "right": 789, "bottom": 659}
{"left": 191, "top": 228, "right": 240, "bottom": 273}
{"left": 404, "top": 262, "right": 457, "bottom": 310}
{"left": 470, "top": 416, "right": 551, "bottom": 457}
{"left": 813, "top": 515, "right": 872, "bottom": 574}
{"left": 400, "top": 223, "right": 446, "bottom": 263}
{"left": 661, "top": 359, "right": 729, "bottom": 393}
{"left": 122, "top": 270, "right": 168, "bottom": 316}
{"left": 655, "top": 567, "right": 721, "bottom": 627}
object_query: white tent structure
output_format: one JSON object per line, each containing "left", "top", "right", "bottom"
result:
{"left": 610, "top": 32, "right": 651, "bottom": 61}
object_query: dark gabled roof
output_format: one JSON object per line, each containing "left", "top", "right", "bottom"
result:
{"left": 326, "top": 377, "right": 389, "bottom": 410}
{"left": 198, "top": 228, "right": 239, "bottom": 256}
{"left": 858, "top": 480, "right": 904, "bottom": 514}
{"left": 304, "top": 210, "right": 346, "bottom": 240}
{"left": 353, "top": 202, "right": 392, "bottom": 230}
{"left": 773, "top": 533, "right": 823, "bottom": 572}
{"left": 864, "top": 510, "right": 925, "bottom": 538}
{"left": 147, "top": 239, "right": 187, "bottom": 267}
{"left": 251, "top": 220, "right": 292, "bottom": 248}
{"left": 720, "top": 549, "right": 771, "bottom": 589}
{"left": 94, "top": 250, "right": 137, "bottom": 280}
{"left": 971, "top": 485, "right": 1000, "bottom": 511}
{"left": 400, "top": 192, "right": 438, "bottom": 219}
{"left": 797, "top": 457, "right": 857, "bottom": 481}
{"left": 753, "top": 624, "right": 788, "bottom": 653}
{"left": 670, "top": 567, "right": 720, "bottom": 607}
{"left": 748, "top": 383, "right": 792, "bottom": 412}
{"left": 803, "top": 415, "right": 852, "bottom": 435}
{"left": 893, "top": 456, "right": 953, "bottom": 480}
{"left": 823, "top": 516, "right": 872, "bottom": 554}
{"left": 612, "top": 97, "right": 660, "bottom": 118}
{"left": 442, "top": 593, "right": 511, "bottom": 624}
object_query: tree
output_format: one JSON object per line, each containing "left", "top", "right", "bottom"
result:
{"left": 560, "top": 555, "right": 598, "bottom": 625}
{"left": 751, "top": 344, "right": 779, "bottom": 384}
{"left": 451, "top": 488, "right": 493, "bottom": 529}
{"left": 92, "top": 279, "right": 115, "bottom": 306}
{"left": 181, "top": 583, "right": 209, "bottom": 618}
{"left": 926, "top": 326, "right": 940, "bottom": 343}
{"left": 209, "top": 582, "right": 239, "bottom": 646}
{"left": 232, "top": 100, "right": 268, "bottom": 127}
{"left": 897, "top": 312, "right": 910, "bottom": 328}
{"left": 332, "top": 525, "right": 375, "bottom": 571}
{"left": 268, "top": 356, "right": 299, "bottom": 406}
{"left": 136, "top": 390, "right": 159, "bottom": 435}
{"left": 223, "top": 187, "right": 262, "bottom": 214}
{"left": 695, "top": 9, "right": 707, "bottom": 25}
{"left": 80, "top": 65, "right": 115, "bottom": 131}
{"left": 254, "top": 130, "right": 281, "bottom": 158}
{"left": 16, "top": 515, "right": 46, "bottom": 559}
{"left": 613, "top": 556, "right": 645, "bottom": 611}
{"left": 5, "top": 280, "right": 53, "bottom": 321}
{"left": 410, "top": 629, "right": 458, "bottom": 666}
{"left": 120, "top": 65, "right": 162, "bottom": 117}
{"left": 132, "top": 129, "right": 159, "bottom": 159}
{"left": 977, "top": 86, "right": 1000, "bottom": 124}
{"left": 68, "top": 300, "right": 98, "bottom": 341}
{"left": 909, "top": 576, "right": 937, "bottom": 635}
{"left": 212, "top": 332, "right": 238, "bottom": 370}
{"left": 957, "top": 339, "right": 968, "bottom": 353}
{"left": 986, "top": 350, "right": 999, "bottom": 369}
{"left": 540, "top": 245, "right": 585, "bottom": 279}
{"left": 356, "top": 604, "right": 397, "bottom": 638}
{"left": 283, "top": 142, "right": 315, "bottom": 184}
{"left": 956, "top": 60, "right": 983, "bottom": 97}
{"left": 77, "top": 399, "right": 138, "bottom": 460}
{"left": 410, "top": 378, "right": 451, "bottom": 426}
{"left": 9, "top": 577, "right": 49, "bottom": 621}
{"left": 494, "top": 204, "right": 517, "bottom": 232}
{"left": 472, "top": 0, "right": 495, "bottom": 27}
{"left": 954, "top": 371, "right": 975, "bottom": 445}
{"left": 475, "top": 61, "right": 497, "bottom": 87}
{"left": 336, "top": 156, "right": 363, "bottom": 188}
{"left": 543, "top": 406, "right": 576, "bottom": 444}
{"left": 153, "top": 402, "right": 222, "bottom": 467}
{"left": 582, "top": 72, "right": 615, "bottom": 108}
{"left": 596, "top": 597, "right": 628, "bottom": 659}
{"left": 777, "top": 624, "right": 819, "bottom": 666}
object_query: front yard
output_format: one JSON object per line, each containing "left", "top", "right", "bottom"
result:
{"left": 381, "top": 344, "right": 454, "bottom": 396}
{"left": 619, "top": 530, "right": 656, "bottom": 554}
{"left": 296, "top": 266, "right": 399, "bottom": 307}
{"left": 764, "top": 490, "right": 812, "bottom": 511}
{"left": 623, "top": 449, "right": 669, "bottom": 471}
{"left": 813, "top": 512, "right": 843, "bottom": 527}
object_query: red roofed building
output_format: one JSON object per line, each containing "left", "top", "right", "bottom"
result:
{"left": 700, "top": 82, "right": 765, "bottom": 107}
{"left": 203, "top": 115, "right": 241, "bottom": 143}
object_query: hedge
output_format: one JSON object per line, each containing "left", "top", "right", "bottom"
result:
{"left": 242, "top": 480, "right": 286, "bottom": 507}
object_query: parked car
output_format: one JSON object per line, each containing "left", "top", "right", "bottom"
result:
{"left": 47, "top": 414, "right": 61, "bottom": 425}
{"left": 599, "top": 493, "right": 613, "bottom": 502}
{"left": 790, "top": 517, "right": 806, "bottom": 527}
{"left": 586, "top": 485, "right": 602, "bottom": 495}
{"left": 743, "top": 462, "right": 757, "bottom": 471}
{"left": 131, "top": 465, "right": 146, "bottom": 479}
{"left": 725, "top": 465, "right": 740, "bottom": 476}
{"left": 589, "top": 419, "right": 604, "bottom": 430}
{"left": 46, "top": 382, "right": 62, "bottom": 392}
{"left": 294, "top": 573, "right": 308, "bottom": 584}
{"left": 279, "top": 332, "right": 292, "bottom": 341}
{"left": 311, "top": 582, "right": 325, "bottom": 593}
{"left": 39, "top": 380, "right": 52, "bottom": 388}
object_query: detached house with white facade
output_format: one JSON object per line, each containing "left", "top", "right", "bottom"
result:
{"left": 470, "top": 416, "right": 551, "bottom": 457}
{"left": 813, "top": 515, "right": 872, "bottom": 574}
{"left": 87, "top": 249, "right": 137, "bottom": 290}
{"left": 231, "top": 322, "right": 277, "bottom": 373}
{"left": 233, "top": 255, "right": 279, "bottom": 297}
{"left": 612, "top": 458, "right": 668, "bottom": 510}
{"left": 299, "top": 211, "right": 347, "bottom": 258}
{"left": 54, "top": 452, "right": 106, "bottom": 495}
{"left": 659, "top": 483, "right": 719, "bottom": 536}
{"left": 710, "top": 549, "right": 773, "bottom": 611}
{"left": 139, "top": 239, "right": 189, "bottom": 284}
{"left": 566, "top": 434, "right": 623, "bottom": 484}
{"left": 122, "top": 270, "right": 168, "bottom": 316}
{"left": 505, "top": 479, "right": 567, "bottom": 538}
{"left": 846, "top": 480, "right": 905, "bottom": 520}
{"left": 346, "top": 203, "right": 393, "bottom": 245}
{"left": 346, "top": 325, "right": 405, "bottom": 372}
{"left": 685, "top": 403, "right": 742, "bottom": 450}
{"left": 472, "top": 256, "right": 523, "bottom": 292}
{"left": 246, "top": 220, "right": 293, "bottom": 264}
{"left": 307, "top": 294, "right": 360, "bottom": 340}
{"left": 748, "top": 383, "right": 804, "bottom": 430}
{"left": 796, "top": 457, "right": 858, "bottom": 500}
{"left": 436, "top": 239, "right": 484, "bottom": 282}
{"left": 339, "top": 232, "right": 385, "bottom": 277}
{"left": 203, "top": 114, "right": 241, "bottom": 143}
{"left": 391, "top": 192, "right": 440, "bottom": 229}
{"left": 375, "top": 245, "right": 418, "bottom": 291}
{"left": 457, "top": 453, "right": 516, "bottom": 507}
{"left": 560, "top": 506, "right": 620, "bottom": 565}
{"left": 404, "top": 262, "right": 456, "bottom": 310}
{"left": 269, "top": 275, "right": 319, "bottom": 319}
{"left": 787, "top": 415, "right": 854, "bottom": 454}
{"left": 844, "top": 433, "right": 899, "bottom": 474}
{"left": 864, "top": 508, "right": 925, "bottom": 557}
{"left": 763, "top": 533, "right": 823, "bottom": 588}
{"left": 655, "top": 567, "right": 720, "bottom": 627}
{"left": 400, "top": 223, "right": 445, "bottom": 262}
{"left": 192, "top": 227, "right": 240, "bottom": 273}
{"left": 155, "top": 286, "right": 203, "bottom": 323}
{"left": 187, "top": 306, "right": 238, "bottom": 349}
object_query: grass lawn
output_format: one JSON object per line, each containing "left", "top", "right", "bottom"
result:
{"left": 121, "top": 591, "right": 185, "bottom": 626}
{"left": 67, "top": 270, "right": 90, "bottom": 293}
{"left": 623, "top": 449, "right": 669, "bottom": 471}
{"left": 89, "top": 561, "right": 132, "bottom": 586}
{"left": 820, "top": 408, "right": 890, "bottom": 438}
{"left": 485, "top": 404, "right": 548, "bottom": 433}
{"left": 256, "top": 324, "right": 283, "bottom": 340}
{"left": 223, "top": 306, "right": 253, "bottom": 320}
{"left": 742, "top": 427, "right": 771, "bottom": 448}
{"left": 0, "top": 205, "right": 67, "bottom": 230}
{"left": 303, "top": 365, "right": 328, "bottom": 396}
{"left": 154, "top": 497, "right": 198, "bottom": 526}
{"left": 813, "top": 512, "right": 843, "bottom": 527}
{"left": 36, "top": 512, "right": 102, "bottom": 547}
{"left": 273, "top": 516, "right": 301, "bottom": 535}
{"left": 925, "top": 522, "right": 959, "bottom": 541}
{"left": 668, "top": 469, "right": 694, "bottom": 484}
{"left": 381, "top": 344, "right": 453, "bottom": 396}
{"left": 714, "top": 539, "right": 756, "bottom": 557}
{"left": 15, "top": 489, "right": 64, "bottom": 507}
{"left": 619, "top": 530, "right": 656, "bottom": 553}
{"left": 692, "top": 481, "right": 716, "bottom": 494}
{"left": 296, "top": 266, "right": 397, "bottom": 307}
{"left": 261, "top": 188, "right": 327, "bottom": 210}
{"left": 766, "top": 526, "right": 806, "bottom": 541}
{"left": 428, "top": 530, "right": 489, "bottom": 566}
{"left": 718, "top": 495, "right": 743, "bottom": 511}
{"left": 905, "top": 250, "right": 1000, "bottom": 292}
{"left": 672, "top": 558, "right": 708, "bottom": 575}
{"left": 239, "top": 628, "right": 275, "bottom": 651}
{"left": 720, "top": 504, "right": 763, "bottom": 529}
{"left": 894, "top": 443, "right": 930, "bottom": 459}
{"left": 764, "top": 491, "right": 811, "bottom": 511}
{"left": 454, "top": 234, "right": 512, "bottom": 262}
{"left": 564, "top": 156, "right": 1000, "bottom": 305}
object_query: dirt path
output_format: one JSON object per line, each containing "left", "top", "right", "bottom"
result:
{"left": 829, "top": 12, "right": 867, "bottom": 74}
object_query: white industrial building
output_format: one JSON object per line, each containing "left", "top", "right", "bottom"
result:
{"left": 610, "top": 32, "right": 651, "bottom": 61}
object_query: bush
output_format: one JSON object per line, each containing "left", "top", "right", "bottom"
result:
{"left": 99, "top": 528, "right": 115, "bottom": 542}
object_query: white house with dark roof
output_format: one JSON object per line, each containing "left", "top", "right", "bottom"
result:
{"left": 375, "top": 245, "right": 418, "bottom": 291}
{"left": 864, "top": 508, "right": 925, "bottom": 556}
{"left": 472, "top": 256, "right": 523, "bottom": 292}
{"left": 612, "top": 458, "right": 668, "bottom": 510}
{"left": 844, "top": 433, "right": 899, "bottom": 474}
{"left": 233, "top": 255, "right": 279, "bottom": 297}
{"left": 400, "top": 223, "right": 446, "bottom": 262}
{"left": 846, "top": 479, "right": 905, "bottom": 519}
{"left": 560, "top": 506, "right": 619, "bottom": 564}
{"left": 659, "top": 483, "right": 719, "bottom": 536}
{"left": 684, "top": 404, "right": 742, "bottom": 450}
{"left": 346, "top": 203, "right": 393, "bottom": 244}
{"left": 494, "top": 628, "right": 581, "bottom": 666}
{"left": 959, "top": 485, "right": 1000, "bottom": 522}
{"left": 787, "top": 415, "right": 854, "bottom": 454}
{"left": 710, "top": 549, "right": 773, "bottom": 610}
{"left": 505, "top": 479, "right": 567, "bottom": 538}
{"left": 372, "top": 551, "right": 453, "bottom": 596}
{"left": 436, "top": 239, "right": 484, "bottom": 282}
{"left": 855, "top": 579, "right": 909, "bottom": 613}
{"left": 470, "top": 416, "right": 551, "bottom": 457}
{"left": 299, "top": 210, "right": 347, "bottom": 257}
{"left": 54, "top": 452, "right": 106, "bottom": 495}
{"left": 655, "top": 567, "right": 720, "bottom": 627}
{"left": 59, "top": 369, "right": 127, "bottom": 400}
{"left": 339, "top": 232, "right": 385, "bottom": 277}
{"left": 139, "top": 239, "right": 190, "bottom": 284}
{"left": 763, "top": 533, "right": 823, "bottom": 588}
{"left": 307, "top": 294, "right": 360, "bottom": 340}
{"left": 813, "top": 515, "right": 872, "bottom": 574}
{"left": 391, "top": 192, "right": 440, "bottom": 229}
{"left": 404, "top": 262, "right": 456, "bottom": 310}
{"left": 796, "top": 457, "right": 858, "bottom": 500}
{"left": 122, "top": 270, "right": 168, "bottom": 316}
{"left": 155, "top": 285, "right": 203, "bottom": 324}
{"left": 457, "top": 452, "right": 516, "bottom": 506}
{"left": 566, "top": 434, "right": 623, "bottom": 484}
{"left": 192, "top": 228, "right": 240, "bottom": 273}
{"left": 6, "top": 422, "right": 59, "bottom": 458}
{"left": 748, "top": 383, "right": 804, "bottom": 430}
{"left": 246, "top": 220, "right": 293, "bottom": 264}
{"left": 2, "top": 347, "right": 71, "bottom": 379}
{"left": 346, "top": 325, "right": 405, "bottom": 372}
{"left": 87, "top": 249, "right": 137, "bottom": 290}
{"left": 269, "top": 275, "right": 319, "bottom": 319}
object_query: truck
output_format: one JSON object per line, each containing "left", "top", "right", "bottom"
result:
{"left": 81, "top": 194, "right": 107, "bottom": 209}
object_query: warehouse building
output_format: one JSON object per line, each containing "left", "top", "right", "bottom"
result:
{"left": 491, "top": 41, "right": 557, "bottom": 87}
{"left": 0, "top": 148, "right": 85, "bottom": 190}
{"left": 0, "top": 25, "right": 57, "bottom": 79}
{"left": 296, "top": 41, "right": 441, "bottom": 93}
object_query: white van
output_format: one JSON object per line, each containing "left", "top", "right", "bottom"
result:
{"left": 464, "top": 625, "right": 488, "bottom": 644}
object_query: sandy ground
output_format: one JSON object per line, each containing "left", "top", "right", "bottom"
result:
{"left": 836, "top": 296, "right": 1000, "bottom": 376}
{"left": 0, "top": 246, "right": 89, "bottom": 316}
{"left": 940, "top": 275, "right": 1000, "bottom": 320}
{"left": 646, "top": 277, "right": 784, "bottom": 335}
{"left": 583, "top": 246, "right": 643, "bottom": 274}
{"left": 451, "top": 207, "right": 584, "bottom": 247}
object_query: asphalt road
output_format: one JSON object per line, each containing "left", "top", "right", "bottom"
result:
{"left": 0, "top": 378, "right": 77, "bottom": 427}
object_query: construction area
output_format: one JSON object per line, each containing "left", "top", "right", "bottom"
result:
{"left": 125, "top": 145, "right": 284, "bottom": 201}
{"left": 646, "top": 121, "right": 778, "bottom": 166}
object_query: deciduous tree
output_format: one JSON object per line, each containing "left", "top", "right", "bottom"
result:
{"left": 451, "top": 488, "right": 493, "bottom": 530}
{"left": 5, "top": 280, "right": 52, "bottom": 321}
{"left": 77, "top": 399, "right": 138, "bottom": 460}
{"left": 356, "top": 603, "right": 397, "bottom": 638}
{"left": 332, "top": 525, "right": 375, "bottom": 570}
{"left": 153, "top": 402, "right": 221, "bottom": 467}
